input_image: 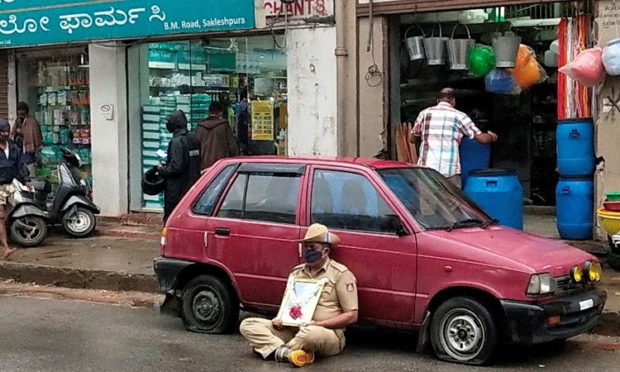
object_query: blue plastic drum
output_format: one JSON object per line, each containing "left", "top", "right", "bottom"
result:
{"left": 464, "top": 169, "right": 523, "bottom": 230}
{"left": 460, "top": 137, "right": 491, "bottom": 188}
{"left": 556, "top": 118, "right": 595, "bottom": 176}
{"left": 556, "top": 176, "right": 593, "bottom": 240}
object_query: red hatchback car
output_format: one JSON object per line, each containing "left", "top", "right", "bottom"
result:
{"left": 154, "top": 157, "right": 606, "bottom": 365}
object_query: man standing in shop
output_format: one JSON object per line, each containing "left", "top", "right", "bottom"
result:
{"left": 11, "top": 102, "right": 43, "bottom": 178}
{"left": 240, "top": 223, "right": 358, "bottom": 367}
{"left": 409, "top": 88, "right": 498, "bottom": 188}
{"left": 0, "top": 119, "right": 32, "bottom": 259}
{"left": 195, "top": 102, "right": 239, "bottom": 171}
{"left": 158, "top": 110, "right": 201, "bottom": 222}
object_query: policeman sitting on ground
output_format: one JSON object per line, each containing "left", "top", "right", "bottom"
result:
{"left": 239, "top": 223, "right": 358, "bottom": 367}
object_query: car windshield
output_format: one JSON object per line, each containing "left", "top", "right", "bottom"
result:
{"left": 378, "top": 167, "right": 492, "bottom": 230}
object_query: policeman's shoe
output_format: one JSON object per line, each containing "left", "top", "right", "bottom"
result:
{"left": 274, "top": 345, "right": 291, "bottom": 363}
{"left": 289, "top": 349, "right": 315, "bottom": 367}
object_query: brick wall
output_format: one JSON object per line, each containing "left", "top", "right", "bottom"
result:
{"left": 0, "top": 50, "right": 7, "bottom": 118}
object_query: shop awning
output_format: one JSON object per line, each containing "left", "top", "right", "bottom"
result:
{"left": 357, "top": 0, "right": 569, "bottom": 17}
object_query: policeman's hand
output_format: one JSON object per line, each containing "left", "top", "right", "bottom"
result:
{"left": 272, "top": 318, "right": 283, "bottom": 330}
{"left": 487, "top": 130, "right": 498, "bottom": 142}
{"left": 25, "top": 182, "right": 34, "bottom": 192}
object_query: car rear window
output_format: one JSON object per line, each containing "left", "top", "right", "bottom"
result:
{"left": 216, "top": 171, "right": 301, "bottom": 225}
{"left": 192, "top": 165, "right": 236, "bottom": 215}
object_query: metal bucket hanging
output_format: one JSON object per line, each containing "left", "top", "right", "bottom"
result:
{"left": 492, "top": 31, "right": 521, "bottom": 68}
{"left": 423, "top": 24, "right": 448, "bottom": 65}
{"left": 404, "top": 25, "right": 426, "bottom": 61}
{"left": 447, "top": 23, "right": 475, "bottom": 70}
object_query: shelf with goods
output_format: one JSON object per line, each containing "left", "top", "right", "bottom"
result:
{"left": 141, "top": 43, "right": 242, "bottom": 208}
{"left": 34, "top": 64, "right": 92, "bottom": 187}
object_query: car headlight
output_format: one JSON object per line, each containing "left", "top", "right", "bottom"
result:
{"left": 571, "top": 265, "right": 583, "bottom": 283}
{"left": 527, "top": 273, "right": 555, "bottom": 296}
{"left": 584, "top": 261, "right": 602, "bottom": 282}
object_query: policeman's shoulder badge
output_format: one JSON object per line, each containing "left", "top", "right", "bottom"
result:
{"left": 346, "top": 283, "right": 355, "bottom": 292}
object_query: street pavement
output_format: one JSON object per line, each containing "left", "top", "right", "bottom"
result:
{"left": 0, "top": 212, "right": 619, "bottom": 331}
{"left": 1, "top": 293, "right": 620, "bottom": 371}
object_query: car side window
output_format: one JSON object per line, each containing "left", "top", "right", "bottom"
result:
{"left": 311, "top": 170, "right": 396, "bottom": 233}
{"left": 244, "top": 173, "right": 300, "bottom": 224}
{"left": 216, "top": 173, "right": 247, "bottom": 219}
{"left": 216, "top": 171, "right": 300, "bottom": 224}
{"left": 192, "top": 165, "right": 236, "bottom": 215}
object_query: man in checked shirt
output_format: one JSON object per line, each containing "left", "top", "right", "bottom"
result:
{"left": 409, "top": 88, "right": 498, "bottom": 188}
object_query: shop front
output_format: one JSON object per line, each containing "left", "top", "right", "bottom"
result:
{"left": 2, "top": 0, "right": 339, "bottom": 216}
{"left": 351, "top": 0, "right": 596, "bottom": 209}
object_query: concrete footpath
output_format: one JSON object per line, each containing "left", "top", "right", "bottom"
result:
{"left": 0, "top": 213, "right": 619, "bottom": 322}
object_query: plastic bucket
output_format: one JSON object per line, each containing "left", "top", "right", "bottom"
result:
{"left": 460, "top": 137, "right": 491, "bottom": 188}
{"left": 447, "top": 24, "right": 474, "bottom": 70}
{"left": 464, "top": 169, "right": 523, "bottom": 230}
{"left": 556, "top": 118, "right": 595, "bottom": 176}
{"left": 423, "top": 24, "right": 447, "bottom": 65}
{"left": 404, "top": 26, "right": 426, "bottom": 61}
{"left": 492, "top": 31, "right": 521, "bottom": 68}
{"left": 556, "top": 176, "right": 593, "bottom": 240}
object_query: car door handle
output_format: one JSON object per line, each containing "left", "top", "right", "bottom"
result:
{"left": 215, "top": 227, "right": 230, "bottom": 236}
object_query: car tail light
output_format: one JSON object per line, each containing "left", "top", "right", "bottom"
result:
{"left": 160, "top": 228, "right": 167, "bottom": 255}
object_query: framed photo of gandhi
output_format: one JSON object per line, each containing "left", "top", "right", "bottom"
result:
{"left": 276, "top": 278, "right": 327, "bottom": 326}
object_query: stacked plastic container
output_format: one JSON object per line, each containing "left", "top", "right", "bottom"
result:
{"left": 555, "top": 118, "right": 595, "bottom": 239}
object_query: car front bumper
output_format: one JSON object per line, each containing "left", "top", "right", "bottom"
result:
{"left": 500, "top": 288, "right": 607, "bottom": 344}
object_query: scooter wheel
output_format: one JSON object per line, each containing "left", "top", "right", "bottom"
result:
{"left": 63, "top": 207, "right": 96, "bottom": 238}
{"left": 9, "top": 216, "right": 47, "bottom": 247}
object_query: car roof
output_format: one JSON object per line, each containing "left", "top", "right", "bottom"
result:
{"left": 220, "top": 156, "right": 417, "bottom": 170}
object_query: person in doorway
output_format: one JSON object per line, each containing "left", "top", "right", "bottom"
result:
{"left": 11, "top": 102, "right": 43, "bottom": 178}
{"left": 240, "top": 223, "right": 358, "bottom": 367}
{"left": 409, "top": 88, "right": 498, "bottom": 188}
{"left": 0, "top": 119, "right": 32, "bottom": 259}
{"left": 157, "top": 110, "right": 201, "bottom": 223}
{"left": 195, "top": 102, "right": 239, "bottom": 171}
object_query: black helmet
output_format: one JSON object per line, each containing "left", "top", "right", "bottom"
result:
{"left": 142, "top": 166, "right": 165, "bottom": 195}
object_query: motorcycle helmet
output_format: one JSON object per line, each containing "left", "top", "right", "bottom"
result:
{"left": 61, "top": 148, "right": 81, "bottom": 167}
{"left": 142, "top": 166, "right": 165, "bottom": 195}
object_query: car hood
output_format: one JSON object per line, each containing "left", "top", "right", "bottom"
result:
{"left": 428, "top": 225, "right": 596, "bottom": 276}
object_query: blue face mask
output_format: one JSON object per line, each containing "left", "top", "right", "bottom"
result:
{"left": 304, "top": 248, "right": 324, "bottom": 263}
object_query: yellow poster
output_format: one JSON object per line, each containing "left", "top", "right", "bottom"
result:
{"left": 251, "top": 101, "right": 274, "bottom": 141}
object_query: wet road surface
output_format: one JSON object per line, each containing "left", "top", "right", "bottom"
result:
{"left": 1, "top": 293, "right": 619, "bottom": 371}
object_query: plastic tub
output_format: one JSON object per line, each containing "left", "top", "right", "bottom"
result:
{"left": 556, "top": 176, "right": 593, "bottom": 240}
{"left": 597, "top": 208, "right": 620, "bottom": 236}
{"left": 460, "top": 137, "right": 491, "bottom": 188}
{"left": 606, "top": 191, "right": 620, "bottom": 201}
{"left": 464, "top": 169, "right": 523, "bottom": 230}
{"left": 604, "top": 201, "right": 620, "bottom": 212}
{"left": 556, "top": 118, "right": 595, "bottom": 176}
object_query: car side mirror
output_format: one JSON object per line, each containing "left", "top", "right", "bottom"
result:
{"left": 380, "top": 215, "right": 408, "bottom": 236}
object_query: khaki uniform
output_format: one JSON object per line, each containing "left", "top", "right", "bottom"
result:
{"left": 240, "top": 259, "right": 358, "bottom": 359}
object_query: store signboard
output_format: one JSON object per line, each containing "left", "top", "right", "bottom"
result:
{"left": 0, "top": 0, "right": 255, "bottom": 48}
{"left": 264, "top": 0, "right": 333, "bottom": 19}
{"left": 251, "top": 101, "right": 275, "bottom": 141}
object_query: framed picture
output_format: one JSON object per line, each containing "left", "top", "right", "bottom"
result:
{"left": 276, "top": 278, "right": 326, "bottom": 326}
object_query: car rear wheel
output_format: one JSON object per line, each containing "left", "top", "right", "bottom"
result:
{"left": 430, "top": 296, "right": 497, "bottom": 365}
{"left": 181, "top": 275, "right": 239, "bottom": 334}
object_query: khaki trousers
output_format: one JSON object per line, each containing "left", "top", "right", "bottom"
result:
{"left": 239, "top": 318, "right": 344, "bottom": 359}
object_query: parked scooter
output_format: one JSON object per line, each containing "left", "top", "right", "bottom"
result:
{"left": 8, "top": 148, "right": 100, "bottom": 246}
{"left": 7, "top": 179, "right": 47, "bottom": 247}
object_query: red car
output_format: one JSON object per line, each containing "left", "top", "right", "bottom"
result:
{"left": 154, "top": 157, "right": 606, "bottom": 365}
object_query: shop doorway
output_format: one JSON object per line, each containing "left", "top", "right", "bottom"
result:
{"left": 393, "top": 2, "right": 590, "bottom": 207}
{"left": 128, "top": 35, "right": 288, "bottom": 211}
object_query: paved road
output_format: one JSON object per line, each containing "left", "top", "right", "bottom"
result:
{"left": 1, "top": 293, "right": 619, "bottom": 371}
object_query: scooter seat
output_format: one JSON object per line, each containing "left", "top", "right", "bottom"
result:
{"left": 32, "top": 179, "right": 52, "bottom": 193}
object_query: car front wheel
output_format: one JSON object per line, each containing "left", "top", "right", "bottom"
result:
{"left": 430, "top": 296, "right": 497, "bottom": 365}
{"left": 181, "top": 275, "right": 239, "bottom": 334}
